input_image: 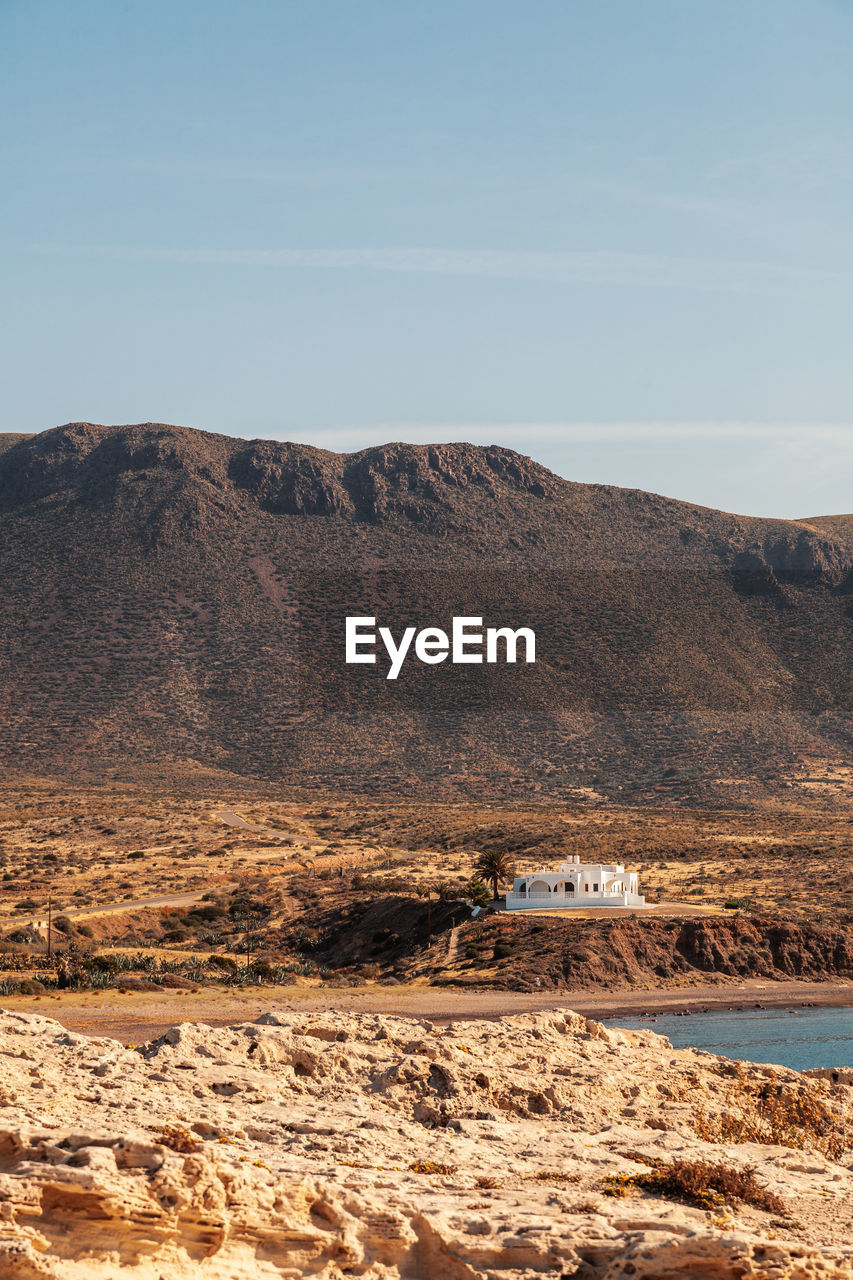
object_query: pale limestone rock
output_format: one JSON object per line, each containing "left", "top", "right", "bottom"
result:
{"left": 0, "top": 1007, "right": 849, "bottom": 1276}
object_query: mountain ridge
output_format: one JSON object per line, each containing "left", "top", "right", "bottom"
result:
{"left": 2, "top": 421, "right": 848, "bottom": 576}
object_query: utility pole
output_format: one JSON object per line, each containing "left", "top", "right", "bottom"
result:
{"left": 427, "top": 893, "right": 432, "bottom": 949}
{"left": 46, "top": 891, "right": 52, "bottom": 962}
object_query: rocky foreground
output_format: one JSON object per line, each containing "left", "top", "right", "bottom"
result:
{"left": 0, "top": 1009, "right": 851, "bottom": 1278}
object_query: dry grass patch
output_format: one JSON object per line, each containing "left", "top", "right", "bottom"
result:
{"left": 692, "top": 1063, "right": 850, "bottom": 1161}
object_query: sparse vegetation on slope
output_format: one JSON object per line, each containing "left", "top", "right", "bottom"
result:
{"left": 2, "top": 421, "right": 853, "bottom": 800}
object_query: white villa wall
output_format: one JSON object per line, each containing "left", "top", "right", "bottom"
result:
{"left": 504, "top": 855, "right": 645, "bottom": 910}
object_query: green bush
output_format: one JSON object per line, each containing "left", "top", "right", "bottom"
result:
{"left": 186, "top": 905, "right": 226, "bottom": 924}
{"left": 462, "top": 878, "right": 491, "bottom": 909}
{"left": 18, "top": 979, "right": 47, "bottom": 996}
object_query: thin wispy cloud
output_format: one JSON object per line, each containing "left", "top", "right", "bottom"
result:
{"left": 59, "top": 156, "right": 393, "bottom": 185}
{"left": 27, "top": 244, "right": 843, "bottom": 295}
{"left": 576, "top": 174, "right": 763, "bottom": 228}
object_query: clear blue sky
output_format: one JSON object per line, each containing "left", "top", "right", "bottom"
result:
{"left": 2, "top": 0, "right": 851, "bottom": 517}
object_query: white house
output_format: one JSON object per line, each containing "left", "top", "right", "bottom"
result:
{"left": 504, "top": 854, "right": 645, "bottom": 910}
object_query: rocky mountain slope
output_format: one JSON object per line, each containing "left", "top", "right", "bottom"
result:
{"left": 1, "top": 421, "right": 852, "bottom": 800}
{"left": 0, "top": 433, "right": 33, "bottom": 457}
{"left": 0, "top": 1006, "right": 851, "bottom": 1278}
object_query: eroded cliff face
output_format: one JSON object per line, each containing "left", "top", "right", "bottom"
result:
{"left": 0, "top": 1007, "right": 850, "bottom": 1278}
{"left": 281, "top": 897, "right": 853, "bottom": 990}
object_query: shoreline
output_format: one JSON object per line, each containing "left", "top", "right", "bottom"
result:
{"left": 566, "top": 979, "right": 853, "bottom": 1020}
{"left": 3, "top": 976, "right": 853, "bottom": 1041}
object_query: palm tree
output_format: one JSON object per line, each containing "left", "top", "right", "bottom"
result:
{"left": 474, "top": 850, "right": 516, "bottom": 902}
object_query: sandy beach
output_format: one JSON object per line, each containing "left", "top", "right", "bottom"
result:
{"left": 4, "top": 975, "right": 853, "bottom": 1043}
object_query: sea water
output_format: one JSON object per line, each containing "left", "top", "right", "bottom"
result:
{"left": 604, "top": 1005, "right": 853, "bottom": 1072}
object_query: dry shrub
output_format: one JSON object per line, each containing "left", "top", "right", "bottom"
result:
{"left": 604, "top": 1157, "right": 785, "bottom": 1214}
{"left": 157, "top": 1125, "right": 202, "bottom": 1154}
{"left": 410, "top": 1160, "right": 456, "bottom": 1175}
{"left": 692, "top": 1064, "right": 849, "bottom": 1162}
{"left": 525, "top": 1170, "right": 581, "bottom": 1184}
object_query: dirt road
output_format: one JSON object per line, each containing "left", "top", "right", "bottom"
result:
{"left": 0, "top": 890, "right": 211, "bottom": 935}
{"left": 213, "top": 810, "right": 327, "bottom": 849}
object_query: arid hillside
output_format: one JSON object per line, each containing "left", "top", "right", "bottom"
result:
{"left": 3, "top": 781, "right": 853, "bottom": 1016}
{"left": 2, "top": 421, "right": 853, "bottom": 802}
{"left": 0, "top": 432, "right": 33, "bottom": 456}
